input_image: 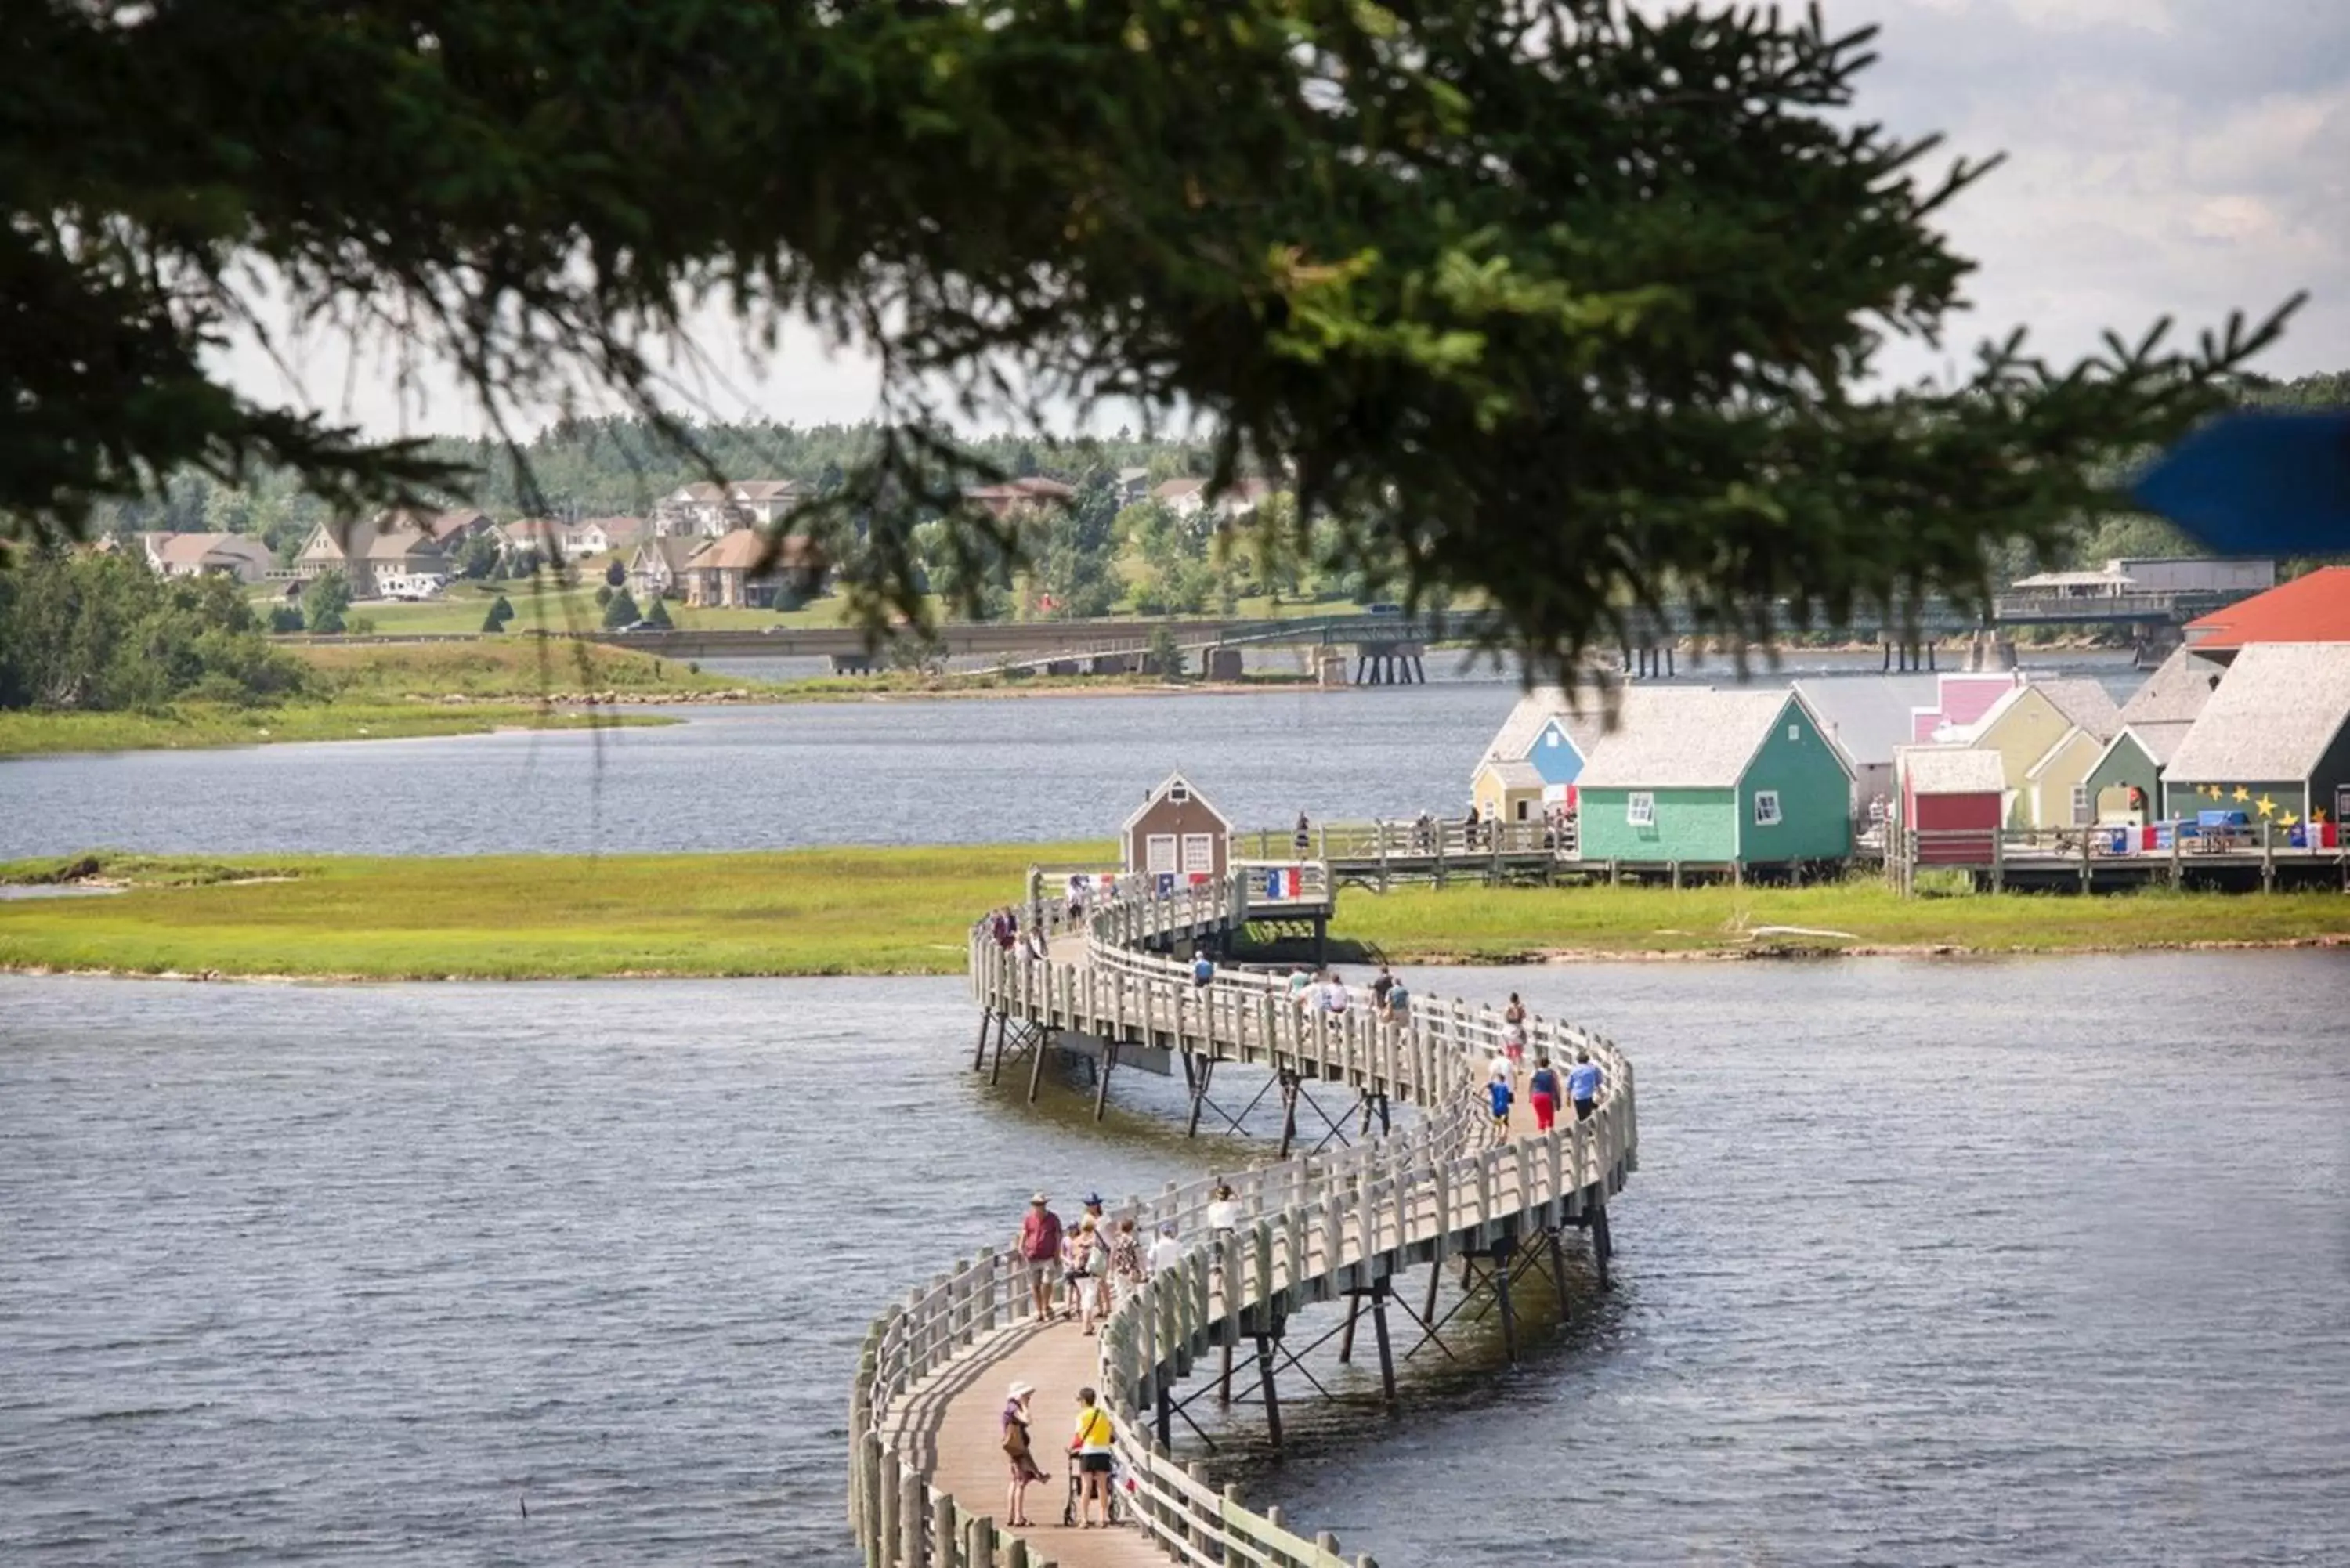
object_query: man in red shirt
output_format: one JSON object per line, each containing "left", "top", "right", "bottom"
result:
{"left": 1017, "top": 1193, "right": 1064, "bottom": 1321}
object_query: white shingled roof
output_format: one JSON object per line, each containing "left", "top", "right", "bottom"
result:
{"left": 1897, "top": 746, "right": 2006, "bottom": 795}
{"left": 1470, "top": 686, "right": 1605, "bottom": 783}
{"left": 2118, "top": 647, "right": 2225, "bottom": 725}
{"left": 1576, "top": 688, "right": 1831, "bottom": 790}
{"left": 2124, "top": 720, "right": 2196, "bottom": 767}
{"left": 1477, "top": 758, "right": 1546, "bottom": 790}
{"left": 2161, "top": 643, "right": 2350, "bottom": 783}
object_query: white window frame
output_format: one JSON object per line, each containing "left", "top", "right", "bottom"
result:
{"left": 1169, "top": 782, "right": 1191, "bottom": 804}
{"left": 1626, "top": 792, "right": 1655, "bottom": 828}
{"left": 1145, "top": 833, "right": 1177, "bottom": 874}
{"left": 1787, "top": 723, "right": 1801, "bottom": 742}
{"left": 1180, "top": 833, "right": 1214, "bottom": 873}
{"left": 2070, "top": 784, "right": 2091, "bottom": 825}
{"left": 1753, "top": 789, "right": 1783, "bottom": 827}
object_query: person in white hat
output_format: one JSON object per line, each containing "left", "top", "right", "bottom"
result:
{"left": 1000, "top": 1380, "right": 1044, "bottom": 1527}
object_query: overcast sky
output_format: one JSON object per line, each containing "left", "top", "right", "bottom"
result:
{"left": 220, "top": 0, "right": 2348, "bottom": 439}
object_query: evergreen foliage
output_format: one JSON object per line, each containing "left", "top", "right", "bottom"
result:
{"left": 301, "top": 573, "right": 353, "bottom": 636}
{"left": 601, "top": 587, "right": 641, "bottom": 629}
{"left": 2, "top": 2, "right": 2319, "bottom": 670}
{"left": 643, "top": 597, "right": 673, "bottom": 630}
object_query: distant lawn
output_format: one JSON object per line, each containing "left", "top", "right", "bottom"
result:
{"left": 292, "top": 639, "right": 774, "bottom": 700}
{"left": 0, "top": 844, "right": 1113, "bottom": 979}
{"left": 1331, "top": 878, "right": 2350, "bottom": 960}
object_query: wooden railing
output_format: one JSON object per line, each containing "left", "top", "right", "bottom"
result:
{"left": 851, "top": 873, "right": 1637, "bottom": 1568}
{"left": 1243, "top": 819, "right": 1571, "bottom": 864}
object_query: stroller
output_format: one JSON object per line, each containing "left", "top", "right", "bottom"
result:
{"left": 1061, "top": 1450, "right": 1125, "bottom": 1527}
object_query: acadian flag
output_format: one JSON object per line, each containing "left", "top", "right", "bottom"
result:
{"left": 1264, "top": 865, "right": 1304, "bottom": 900}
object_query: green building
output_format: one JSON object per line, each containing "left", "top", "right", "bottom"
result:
{"left": 1575, "top": 687, "right": 1855, "bottom": 867}
{"left": 2160, "top": 644, "right": 2350, "bottom": 829}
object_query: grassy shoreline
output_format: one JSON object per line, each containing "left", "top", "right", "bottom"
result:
{"left": 2, "top": 848, "right": 2343, "bottom": 981}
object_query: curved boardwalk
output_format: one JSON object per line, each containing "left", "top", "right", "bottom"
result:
{"left": 850, "top": 874, "right": 1638, "bottom": 1568}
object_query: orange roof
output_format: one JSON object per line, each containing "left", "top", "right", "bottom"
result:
{"left": 2184, "top": 567, "right": 2350, "bottom": 652}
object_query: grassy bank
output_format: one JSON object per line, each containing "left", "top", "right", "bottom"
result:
{"left": 0, "top": 846, "right": 1110, "bottom": 978}
{"left": 1332, "top": 879, "right": 2350, "bottom": 960}
{"left": 2, "top": 850, "right": 2343, "bottom": 981}
{"left": 0, "top": 703, "right": 668, "bottom": 758}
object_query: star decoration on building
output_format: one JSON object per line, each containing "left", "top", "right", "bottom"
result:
{"left": 2281, "top": 813, "right": 2301, "bottom": 829}
{"left": 2232, "top": 786, "right": 2251, "bottom": 804}
{"left": 2314, "top": 809, "right": 2330, "bottom": 825}
{"left": 2256, "top": 794, "right": 2276, "bottom": 818}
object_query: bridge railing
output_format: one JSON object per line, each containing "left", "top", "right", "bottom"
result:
{"left": 856, "top": 873, "right": 1635, "bottom": 1568}
{"left": 1243, "top": 818, "right": 1569, "bottom": 865}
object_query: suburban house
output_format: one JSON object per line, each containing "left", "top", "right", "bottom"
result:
{"left": 1121, "top": 772, "right": 1233, "bottom": 887}
{"left": 680, "top": 529, "right": 824, "bottom": 609}
{"left": 964, "top": 477, "right": 1074, "bottom": 520}
{"left": 573, "top": 516, "right": 648, "bottom": 557}
{"left": 627, "top": 537, "right": 703, "bottom": 602}
{"left": 421, "top": 508, "right": 497, "bottom": 548}
{"left": 1573, "top": 688, "right": 1853, "bottom": 869}
{"left": 1149, "top": 475, "right": 1276, "bottom": 522}
{"left": 136, "top": 531, "right": 274, "bottom": 583}
{"left": 292, "top": 514, "right": 450, "bottom": 598}
{"left": 1895, "top": 746, "right": 2007, "bottom": 863}
{"left": 1791, "top": 674, "right": 1939, "bottom": 820}
{"left": 363, "top": 530, "right": 452, "bottom": 598}
{"left": 653, "top": 480, "right": 801, "bottom": 537}
{"left": 1962, "top": 678, "right": 2123, "bottom": 826}
{"left": 1115, "top": 468, "right": 1153, "bottom": 505}
{"left": 2160, "top": 643, "right": 2350, "bottom": 829}
{"left": 1469, "top": 686, "right": 1603, "bottom": 824}
{"left": 498, "top": 518, "right": 570, "bottom": 562}
{"left": 2182, "top": 566, "right": 2350, "bottom": 661}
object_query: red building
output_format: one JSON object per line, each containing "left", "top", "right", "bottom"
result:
{"left": 1896, "top": 746, "right": 2006, "bottom": 864}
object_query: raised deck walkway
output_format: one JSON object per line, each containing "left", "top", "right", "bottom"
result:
{"left": 849, "top": 873, "right": 1638, "bottom": 1568}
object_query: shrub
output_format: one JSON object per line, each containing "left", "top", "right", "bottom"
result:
{"left": 644, "top": 597, "right": 674, "bottom": 629}
{"left": 594, "top": 583, "right": 614, "bottom": 607}
{"left": 267, "top": 604, "right": 305, "bottom": 634}
{"left": 486, "top": 594, "right": 515, "bottom": 627}
{"left": 601, "top": 587, "right": 641, "bottom": 629}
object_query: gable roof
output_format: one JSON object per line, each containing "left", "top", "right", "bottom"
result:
{"left": 2162, "top": 643, "right": 2350, "bottom": 784}
{"left": 1577, "top": 688, "right": 1844, "bottom": 790}
{"left": 2023, "top": 725, "right": 2099, "bottom": 782}
{"left": 729, "top": 479, "right": 799, "bottom": 503}
{"left": 1791, "top": 675, "right": 1940, "bottom": 768}
{"left": 1119, "top": 771, "right": 1231, "bottom": 835}
{"left": 2185, "top": 567, "right": 2350, "bottom": 653}
{"left": 1480, "top": 687, "right": 1604, "bottom": 768}
{"left": 2090, "top": 720, "right": 2196, "bottom": 782}
{"left": 2119, "top": 646, "right": 2225, "bottom": 724}
{"left": 1969, "top": 677, "right": 2121, "bottom": 745}
{"left": 685, "top": 528, "right": 820, "bottom": 572}
{"left": 365, "top": 530, "right": 446, "bottom": 562}
{"left": 631, "top": 536, "right": 703, "bottom": 573}
{"left": 150, "top": 532, "right": 263, "bottom": 568}
{"left": 1476, "top": 758, "right": 1546, "bottom": 791}
{"left": 1898, "top": 746, "right": 2006, "bottom": 796}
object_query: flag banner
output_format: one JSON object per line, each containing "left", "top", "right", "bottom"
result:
{"left": 1155, "top": 873, "right": 1175, "bottom": 896}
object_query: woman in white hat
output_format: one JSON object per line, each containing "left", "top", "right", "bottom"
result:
{"left": 1000, "top": 1380, "right": 1044, "bottom": 1527}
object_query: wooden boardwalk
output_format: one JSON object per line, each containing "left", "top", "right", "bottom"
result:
{"left": 849, "top": 873, "right": 1638, "bottom": 1568}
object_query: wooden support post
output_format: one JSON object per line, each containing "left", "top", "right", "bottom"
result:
{"left": 1218, "top": 1338, "right": 1233, "bottom": 1407}
{"left": 1547, "top": 1228, "right": 1571, "bottom": 1318}
{"left": 900, "top": 1471, "right": 924, "bottom": 1568}
{"left": 1025, "top": 1025, "right": 1049, "bottom": 1104}
{"left": 1492, "top": 1239, "right": 1518, "bottom": 1363}
{"left": 1371, "top": 1279, "right": 1397, "bottom": 1407}
{"left": 1092, "top": 1039, "right": 1116, "bottom": 1121}
{"left": 1156, "top": 1378, "right": 1173, "bottom": 1448}
{"left": 1990, "top": 828, "right": 2005, "bottom": 894}
{"left": 1337, "top": 1290, "right": 1361, "bottom": 1364}
{"left": 1423, "top": 1255, "right": 1441, "bottom": 1328}
{"left": 1592, "top": 1203, "right": 1613, "bottom": 1289}
{"left": 1256, "top": 1332, "right": 1284, "bottom": 1448}
{"left": 1277, "top": 1069, "right": 1300, "bottom": 1160}
{"left": 972, "top": 1009, "right": 993, "bottom": 1071}
{"left": 2262, "top": 821, "right": 2276, "bottom": 893}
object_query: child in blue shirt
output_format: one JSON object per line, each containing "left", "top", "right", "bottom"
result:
{"left": 1485, "top": 1075, "right": 1513, "bottom": 1135}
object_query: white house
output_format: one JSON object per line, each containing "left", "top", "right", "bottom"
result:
{"left": 137, "top": 531, "right": 275, "bottom": 584}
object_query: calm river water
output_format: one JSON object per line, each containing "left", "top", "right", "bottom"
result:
{"left": 5, "top": 953, "right": 2346, "bottom": 1566}
{"left": 0, "top": 653, "right": 2142, "bottom": 860}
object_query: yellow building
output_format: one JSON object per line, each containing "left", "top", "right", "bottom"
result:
{"left": 1965, "top": 680, "right": 2122, "bottom": 827}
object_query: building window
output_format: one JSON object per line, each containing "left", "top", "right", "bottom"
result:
{"left": 2070, "top": 784, "right": 2091, "bottom": 825}
{"left": 1146, "top": 834, "right": 1177, "bottom": 874}
{"left": 1544, "top": 732, "right": 1560, "bottom": 748}
{"left": 1169, "top": 782, "right": 1190, "bottom": 804}
{"left": 1754, "top": 790, "right": 1783, "bottom": 826}
{"left": 1788, "top": 723, "right": 1801, "bottom": 741}
{"left": 1626, "top": 792, "right": 1655, "bottom": 827}
{"left": 1181, "top": 834, "right": 1214, "bottom": 873}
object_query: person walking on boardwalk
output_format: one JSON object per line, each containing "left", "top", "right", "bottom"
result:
{"left": 1528, "top": 1056, "right": 1562, "bottom": 1133}
{"left": 1485, "top": 1071, "right": 1514, "bottom": 1138}
{"left": 1285, "top": 964, "right": 1314, "bottom": 1011}
{"left": 1191, "top": 950, "right": 1215, "bottom": 989}
{"left": 1504, "top": 992, "right": 1527, "bottom": 1034}
{"left": 1383, "top": 972, "right": 1411, "bottom": 1028}
{"left": 1146, "top": 1220, "right": 1181, "bottom": 1278}
{"left": 1108, "top": 1216, "right": 1145, "bottom": 1305}
{"left": 1001, "top": 1381, "right": 1046, "bottom": 1528}
{"left": 1568, "top": 1049, "right": 1604, "bottom": 1122}
{"left": 1062, "top": 1216, "right": 1101, "bottom": 1332}
{"left": 1086, "top": 1213, "right": 1116, "bottom": 1323}
{"left": 1069, "top": 1387, "right": 1116, "bottom": 1528}
{"left": 1017, "top": 1194, "right": 1064, "bottom": 1322}
{"left": 1370, "top": 965, "right": 1394, "bottom": 1013}
{"left": 1294, "top": 811, "right": 1311, "bottom": 858}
